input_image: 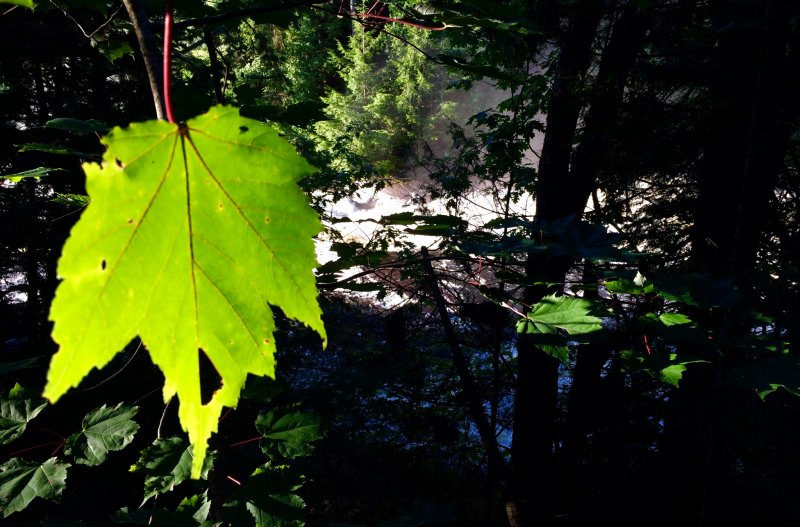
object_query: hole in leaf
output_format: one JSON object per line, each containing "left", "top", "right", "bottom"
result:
{"left": 263, "top": 339, "right": 269, "bottom": 345}
{"left": 239, "top": 126, "right": 249, "bottom": 133}
{"left": 101, "top": 260, "right": 106, "bottom": 270}
{"left": 115, "top": 159, "right": 124, "bottom": 168}
{"left": 198, "top": 348, "right": 222, "bottom": 405}
{"left": 264, "top": 217, "right": 270, "bottom": 223}
{"left": 127, "top": 219, "right": 133, "bottom": 224}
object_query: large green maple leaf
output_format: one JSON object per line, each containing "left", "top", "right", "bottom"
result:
{"left": 44, "top": 105, "right": 326, "bottom": 477}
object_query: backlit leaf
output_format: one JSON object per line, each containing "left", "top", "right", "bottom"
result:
{"left": 0, "top": 0, "right": 33, "bottom": 8}
{"left": 44, "top": 105, "right": 327, "bottom": 478}
{"left": 516, "top": 296, "right": 603, "bottom": 363}
{"left": 518, "top": 295, "right": 603, "bottom": 335}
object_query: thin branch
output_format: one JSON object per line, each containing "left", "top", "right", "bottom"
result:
{"left": 157, "top": 396, "right": 173, "bottom": 439}
{"left": 49, "top": 0, "right": 124, "bottom": 38}
{"left": 349, "top": 11, "right": 447, "bottom": 31}
{"left": 420, "top": 246, "right": 520, "bottom": 527}
{"left": 87, "top": 3, "right": 124, "bottom": 38}
{"left": 380, "top": 28, "right": 443, "bottom": 64}
{"left": 122, "top": 0, "right": 164, "bottom": 119}
{"left": 78, "top": 341, "right": 142, "bottom": 391}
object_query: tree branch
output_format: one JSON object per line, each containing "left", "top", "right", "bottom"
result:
{"left": 173, "top": 0, "right": 323, "bottom": 30}
{"left": 420, "top": 247, "right": 520, "bottom": 527}
{"left": 122, "top": 0, "right": 164, "bottom": 119}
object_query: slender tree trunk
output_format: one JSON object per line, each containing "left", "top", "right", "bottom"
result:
{"left": 552, "top": 265, "right": 609, "bottom": 525}
{"left": 32, "top": 63, "right": 48, "bottom": 121}
{"left": 420, "top": 248, "right": 521, "bottom": 527}
{"left": 569, "top": 2, "right": 649, "bottom": 213}
{"left": 511, "top": 3, "right": 605, "bottom": 525}
{"left": 697, "top": 1, "right": 798, "bottom": 524}
{"left": 535, "top": 0, "right": 604, "bottom": 221}
{"left": 731, "top": 0, "right": 795, "bottom": 280}
{"left": 122, "top": 0, "right": 164, "bottom": 119}
{"left": 547, "top": 6, "right": 649, "bottom": 522}
{"left": 203, "top": 28, "right": 225, "bottom": 104}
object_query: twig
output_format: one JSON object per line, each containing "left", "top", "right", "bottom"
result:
{"left": 78, "top": 341, "right": 142, "bottom": 391}
{"left": 88, "top": 4, "right": 124, "bottom": 38}
{"left": 157, "top": 396, "right": 173, "bottom": 439}
{"left": 49, "top": 1, "right": 125, "bottom": 40}
{"left": 349, "top": 11, "right": 446, "bottom": 31}
{"left": 420, "top": 246, "right": 520, "bottom": 524}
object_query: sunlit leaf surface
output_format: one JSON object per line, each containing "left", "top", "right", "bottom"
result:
{"left": 45, "top": 105, "right": 326, "bottom": 477}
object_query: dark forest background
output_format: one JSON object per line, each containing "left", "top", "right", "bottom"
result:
{"left": 1, "top": 0, "right": 800, "bottom": 526}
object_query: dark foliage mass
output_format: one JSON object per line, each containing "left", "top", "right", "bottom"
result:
{"left": 1, "top": 1, "right": 800, "bottom": 526}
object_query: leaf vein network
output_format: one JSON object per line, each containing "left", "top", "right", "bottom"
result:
{"left": 185, "top": 133, "right": 314, "bottom": 312}
{"left": 192, "top": 261, "right": 262, "bottom": 358}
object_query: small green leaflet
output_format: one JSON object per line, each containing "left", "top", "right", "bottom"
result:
{"left": 0, "top": 458, "right": 70, "bottom": 518}
{"left": 0, "top": 384, "right": 47, "bottom": 445}
{"left": 223, "top": 464, "right": 306, "bottom": 527}
{"left": 176, "top": 492, "right": 212, "bottom": 524}
{"left": 64, "top": 404, "right": 139, "bottom": 466}
{"left": 516, "top": 295, "right": 603, "bottom": 362}
{"left": 256, "top": 406, "right": 323, "bottom": 460}
{"left": 44, "top": 105, "right": 327, "bottom": 478}
{"left": 133, "top": 436, "right": 212, "bottom": 502}
{"left": 516, "top": 295, "right": 603, "bottom": 335}
{"left": 0, "top": 167, "right": 66, "bottom": 181}
{"left": 45, "top": 117, "right": 110, "bottom": 135}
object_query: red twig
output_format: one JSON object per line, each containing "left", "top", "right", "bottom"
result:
{"left": 163, "top": 0, "right": 176, "bottom": 123}
{"left": 351, "top": 12, "right": 446, "bottom": 31}
{"left": 643, "top": 334, "right": 652, "bottom": 355}
{"left": 2, "top": 440, "right": 62, "bottom": 460}
{"left": 229, "top": 436, "right": 262, "bottom": 448}
{"left": 218, "top": 407, "right": 233, "bottom": 423}
{"left": 39, "top": 427, "right": 66, "bottom": 440}
{"left": 226, "top": 475, "right": 242, "bottom": 485}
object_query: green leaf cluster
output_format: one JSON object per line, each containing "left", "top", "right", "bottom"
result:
{"left": 0, "top": 386, "right": 139, "bottom": 518}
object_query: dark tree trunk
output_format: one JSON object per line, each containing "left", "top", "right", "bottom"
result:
{"left": 510, "top": 2, "right": 610, "bottom": 525}
{"left": 421, "top": 248, "right": 521, "bottom": 527}
{"left": 569, "top": 2, "right": 650, "bottom": 213}
{"left": 534, "top": 0, "right": 604, "bottom": 221}
{"left": 203, "top": 28, "right": 225, "bottom": 104}
{"left": 690, "top": 1, "right": 800, "bottom": 524}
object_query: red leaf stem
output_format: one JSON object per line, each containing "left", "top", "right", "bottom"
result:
{"left": 163, "top": 0, "right": 175, "bottom": 123}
